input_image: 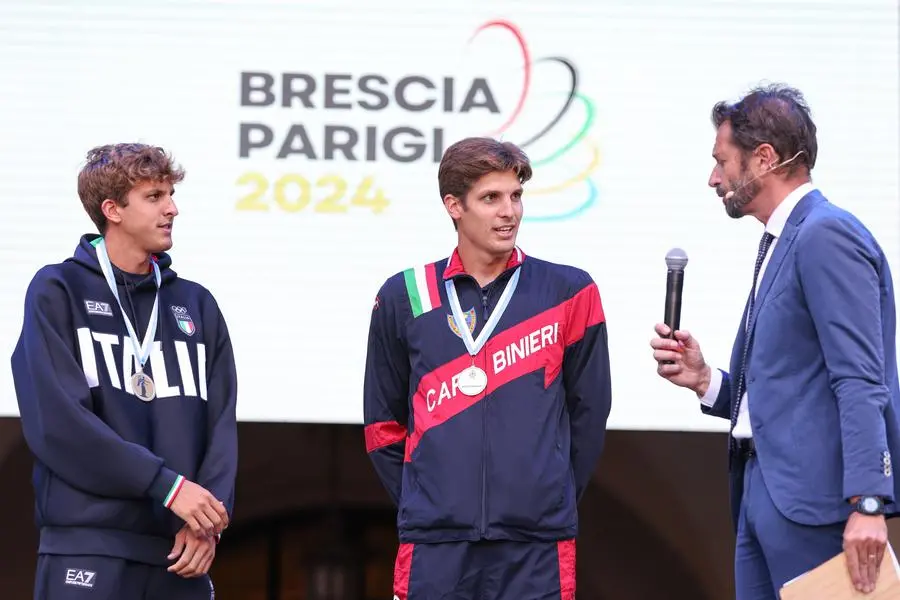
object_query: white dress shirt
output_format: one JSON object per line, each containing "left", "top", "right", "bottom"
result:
{"left": 699, "top": 182, "right": 816, "bottom": 439}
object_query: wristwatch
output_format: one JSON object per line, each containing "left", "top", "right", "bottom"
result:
{"left": 852, "top": 495, "right": 885, "bottom": 516}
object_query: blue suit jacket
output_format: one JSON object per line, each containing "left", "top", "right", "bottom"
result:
{"left": 702, "top": 190, "right": 900, "bottom": 530}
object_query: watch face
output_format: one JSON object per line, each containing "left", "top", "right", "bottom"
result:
{"left": 863, "top": 497, "right": 880, "bottom": 513}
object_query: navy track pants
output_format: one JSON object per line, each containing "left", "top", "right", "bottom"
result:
{"left": 392, "top": 539, "right": 576, "bottom": 600}
{"left": 33, "top": 554, "right": 215, "bottom": 600}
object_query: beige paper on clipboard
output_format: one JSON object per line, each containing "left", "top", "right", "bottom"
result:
{"left": 779, "top": 543, "right": 900, "bottom": 599}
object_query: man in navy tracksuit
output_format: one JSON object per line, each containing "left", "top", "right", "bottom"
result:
{"left": 11, "top": 143, "right": 238, "bottom": 599}
{"left": 363, "top": 137, "right": 612, "bottom": 599}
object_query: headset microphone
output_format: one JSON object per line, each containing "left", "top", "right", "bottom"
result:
{"left": 723, "top": 150, "right": 805, "bottom": 201}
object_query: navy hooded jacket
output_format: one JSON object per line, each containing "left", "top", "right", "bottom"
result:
{"left": 363, "top": 247, "right": 612, "bottom": 544}
{"left": 10, "top": 234, "right": 238, "bottom": 565}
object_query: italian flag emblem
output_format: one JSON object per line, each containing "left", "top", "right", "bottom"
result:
{"left": 171, "top": 305, "right": 196, "bottom": 336}
{"left": 403, "top": 262, "right": 442, "bottom": 318}
{"left": 177, "top": 317, "right": 195, "bottom": 336}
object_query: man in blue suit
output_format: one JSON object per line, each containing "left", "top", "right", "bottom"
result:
{"left": 650, "top": 83, "right": 900, "bottom": 599}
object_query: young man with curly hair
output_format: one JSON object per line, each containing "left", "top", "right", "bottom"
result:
{"left": 11, "top": 143, "right": 238, "bottom": 599}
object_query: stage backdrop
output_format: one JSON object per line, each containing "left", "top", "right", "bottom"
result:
{"left": 0, "top": 0, "right": 897, "bottom": 431}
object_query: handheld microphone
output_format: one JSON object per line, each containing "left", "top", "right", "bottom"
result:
{"left": 663, "top": 249, "right": 689, "bottom": 355}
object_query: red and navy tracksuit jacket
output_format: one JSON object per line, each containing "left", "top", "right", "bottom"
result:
{"left": 363, "top": 247, "right": 612, "bottom": 545}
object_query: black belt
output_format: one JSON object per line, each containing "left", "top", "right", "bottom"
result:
{"left": 735, "top": 437, "right": 756, "bottom": 460}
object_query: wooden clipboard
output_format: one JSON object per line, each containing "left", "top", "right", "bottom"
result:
{"left": 779, "top": 544, "right": 900, "bottom": 599}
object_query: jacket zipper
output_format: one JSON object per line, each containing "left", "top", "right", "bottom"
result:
{"left": 480, "top": 289, "right": 489, "bottom": 536}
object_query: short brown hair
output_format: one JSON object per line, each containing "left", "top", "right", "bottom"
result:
{"left": 77, "top": 143, "right": 186, "bottom": 233}
{"left": 711, "top": 83, "right": 817, "bottom": 177}
{"left": 438, "top": 137, "right": 532, "bottom": 202}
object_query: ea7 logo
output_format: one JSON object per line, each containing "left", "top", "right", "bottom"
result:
{"left": 85, "top": 299, "right": 113, "bottom": 317}
{"left": 65, "top": 568, "right": 96, "bottom": 588}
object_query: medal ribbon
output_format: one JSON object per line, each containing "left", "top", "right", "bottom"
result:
{"left": 95, "top": 238, "right": 161, "bottom": 373}
{"left": 445, "top": 266, "right": 521, "bottom": 357}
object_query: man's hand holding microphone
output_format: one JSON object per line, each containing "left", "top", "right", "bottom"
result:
{"left": 649, "top": 247, "right": 713, "bottom": 396}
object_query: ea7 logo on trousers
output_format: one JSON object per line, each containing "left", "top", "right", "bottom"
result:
{"left": 65, "top": 568, "right": 96, "bottom": 588}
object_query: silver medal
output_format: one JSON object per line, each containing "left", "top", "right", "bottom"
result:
{"left": 445, "top": 248, "right": 523, "bottom": 398}
{"left": 131, "top": 371, "right": 156, "bottom": 402}
{"left": 458, "top": 366, "right": 488, "bottom": 396}
{"left": 94, "top": 238, "right": 161, "bottom": 401}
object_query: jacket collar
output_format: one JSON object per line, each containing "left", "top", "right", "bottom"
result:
{"left": 745, "top": 188, "right": 825, "bottom": 337}
{"left": 443, "top": 246, "right": 525, "bottom": 280}
{"left": 764, "top": 182, "right": 814, "bottom": 240}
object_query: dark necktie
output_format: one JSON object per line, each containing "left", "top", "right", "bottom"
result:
{"left": 730, "top": 231, "right": 776, "bottom": 437}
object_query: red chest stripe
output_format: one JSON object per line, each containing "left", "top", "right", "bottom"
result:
{"left": 404, "top": 283, "right": 603, "bottom": 461}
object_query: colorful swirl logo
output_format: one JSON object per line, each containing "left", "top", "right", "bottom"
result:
{"left": 466, "top": 20, "right": 601, "bottom": 222}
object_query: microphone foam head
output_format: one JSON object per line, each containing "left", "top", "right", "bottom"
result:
{"left": 665, "top": 247, "right": 689, "bottom": 271}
